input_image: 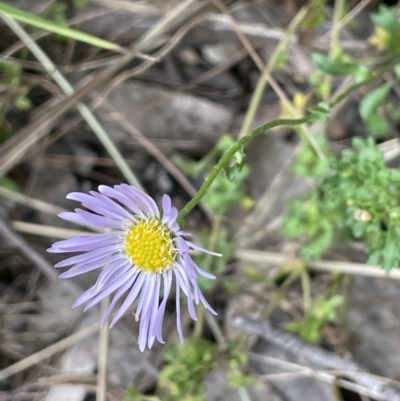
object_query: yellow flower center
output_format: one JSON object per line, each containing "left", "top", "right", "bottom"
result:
{"left": 125, "top": 218, "right": 177, "bottom": 272}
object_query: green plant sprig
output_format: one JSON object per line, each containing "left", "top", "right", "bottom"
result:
{"left": 177, "top": 117, "right": 310, "bottom": 223}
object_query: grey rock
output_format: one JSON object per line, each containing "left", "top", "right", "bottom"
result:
{"left": 101, "top": 81, "right": 231, "bottom": 152}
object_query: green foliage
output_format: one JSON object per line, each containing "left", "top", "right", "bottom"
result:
{"left": 177, "top": 134, "right": 252, "bottom": 216}
{"left": 159, "top": 339, "right": 216, "bottom": 401}
{"left": 0, "top": 59, "right": 31, "bottom": 114}
{"left": 275, "top": 48, "right": 290, "bottom": 70}
{"left": 287, "top": 295, "right": 343, "bottom": 342}
{"left": 124, "top": 386, "right": 159, "bottom": 401}
{"left": 359, "top": 82, "right": 393, "bottom": 137}
{"left": 283, "top": 137, "right": 400, "bottom": 271}
{"left": 73, "top": 0, "right": 91, "bottom": 9}
{"left": 303, "top": 0, "right": 327, "bottom": 28}
{"left": 312, "top": 52, "right": 358, "bottom": 76}
{"left": 50, "top": 1, "right": 68, "bottom": 42}
{"left": 371, "top": 5, "right": 400, "bottom": 54}
{"left": 308, "top": 70, "right": 331, "bottom": 99}
{"left": 157, "top": 339, "right": 255, "bottom": 400}
{"left": 226, "top": 351, "right": 255, "bottom": 389}
{"left": 217, "top": 134, "right": 246, "bottom": 182}
{"left": 309, "top": 102, "right": 331, "bottom": 122}
{"left": 204, "top": 164, "right": 250, "bottom": 216}
{"left": 0, "top": 59, "right": 31, "bottom": 144}
{"left": 292, "top": 134, "right": 331, "bottom": 178}
{"left": 0, "top": 177, "right": 20, "bottom": 193}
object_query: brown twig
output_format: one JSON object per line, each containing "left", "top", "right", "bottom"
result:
{"left": 0, "top": 322, "right": 99, "bottom": 382}
{"left": 233, "top": 316, "right": 400, "bottom": 401}
{"left": 0, "top": 216, "right": 79, "bottom": 294}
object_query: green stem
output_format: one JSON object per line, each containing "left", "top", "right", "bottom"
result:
{"left": 238, "top": 6, "right": 308, "bottom": 139}
{"left": 178, "top": 117, "right": 309, "bottom": 222}
{"left": 301, "top": 268, "right": 312, "bottom": 314}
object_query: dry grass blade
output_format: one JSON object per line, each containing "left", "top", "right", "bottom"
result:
{"left": 0, "top": 322, "right": 99, "bottom": 382}
{"left": 0, "top": 66, "right": 114, "bottom": 177}
{"left": 236, "top": 249, "right": 400, "bottom": 280}
{"left": 96, "top": 298, "right": 110, "bottom": 401}
{"left": 236, "top": 144, "right": 301, "bottom": 245}
{"left": 0, "top": 0, "right": 238, "bottom": 178}
{"left": 1, "top": 16, "right": 142, "bottom": 188}
{"left": 11, "top": 221, "right": 92, "bottom": 239}
{"left": 0, "top": 216, "right": 79, "bottom": 293}
{"left": 0, "top": 186, "right": 64, "bottom": 215}
{"left": 234, "top": 317, "right": 400, "bottom": 401}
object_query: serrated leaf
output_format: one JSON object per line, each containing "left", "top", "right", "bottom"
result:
{"left": 312, "top": 53, "right": 358, "bottom": 76}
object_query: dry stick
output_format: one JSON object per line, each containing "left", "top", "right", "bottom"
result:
{"left": 236, "top": 144, "right": 301, "bottom": 245}
{"left": 250, "top": 353, "right": 400, "bottom": 390}
{"left": 0, "top": 322, "right": 99, "bottom": 382}
{"left": 98, "top": 99, "right": 217, "bottom": 221}
{"left": 249, "top": 354, "right": 397, "bottom": 401}
{"left": 208, "top": 0, "right": 296, "bottom": 111}
{"left": 11, "top": 221, "right": 92, "bottom": 239}
{"left": 0, "top": 0, "right": 230, "bottom": 177}
{"left": 98, "top": 30, "right": 264, "bottom": 105}
{"left": 238, "top": 7, "right": 308, "bottom": 139}
{"left": 319, "top": 0, "right": 375, "bottom": 43}
{"left": 0, "top": 216, "right": 79, "bottom": 294}
{"left": 0, "top": 64, "right": 117, "bottom": 176}
{"left": 96, "top": 298, "right": 110, "bottom": 401}
{"left": 209, "top": 0, "right": 324, "bottom": 160}
{"left": 93, "top": 14, "right": 205, "bottom": 107}
{"left": 3, "top": 8, "right": 114, "bottom": 57}
{"left": 233, "top": 317, "right": 400, "bottom": 401}
{"left": 2, "top": 15, "right": 142, "bottom": 189}
{"left": 235, "top": 249, "right": 400, "bottom": 280}
{"left": 0, "top": 186, "right": 64, "bottom": 215}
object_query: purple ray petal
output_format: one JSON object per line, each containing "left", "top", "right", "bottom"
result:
{"left": 175, "top": 285, "right": 184, "bottom": 343}
{"left": 110, "top": 272, "right": 147, "bottom": 327}
{"left": 84, "top": 269, "right": 139, "bottom": 311}
{"left": 118, "top": 184, "right": 160, "bottom": 217}
{"left": 59, "top": 210, "right": 122, "bottom": 229}
{"left": 155, "top": 271, "right": 172, "bottom": 343}
{"left": 59, "top": 253, "right": 121, "bottom": 278}
{"left": 186, "top": 241, "right": 222, "bottom": 256}
{"left": 54, "top": 244, "right": 119, "bottom": 268}
{"left": 91, "top": 260, "right": 130, "bottom": 292}
{"left": 99, "top": 185, "right": 145, "bottom": 217}
{"left": 48, "top": 233, "right": 120, "bottom": 253}
{"left": 102, "top": 277, "right": 137, "bottom": 325}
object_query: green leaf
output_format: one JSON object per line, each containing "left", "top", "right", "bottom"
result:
{"left": 371, "top": 5, "right": 400, "bottom": 53}
{"left": 371, "top": 5, "right": 400, "bottom": 33}
{"left": 0, "top": 2, "right": 125, "bottom": 52}
{"left": 223, "top": 147, "right": 245, "bottom": 181}
{"left": 312, "top": 53, "right": 358, "bottom": 76}
{"left": 309, "top": 102, "right": 331, "bottom": 122}
{"left": 303, "top": 0, "right": 327, "bottom": 28}
{"left": 359, "top": 82, "right": 392, "bottom": 121}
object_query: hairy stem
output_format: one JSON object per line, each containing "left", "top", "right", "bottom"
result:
{"left": 178, "top": 117, "right": 309, "bottom": 221}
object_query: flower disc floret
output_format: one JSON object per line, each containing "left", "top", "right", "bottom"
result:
{"left": 125, "top": 218, "right": 177, "bottom": 272}
{"left": 47, "top": 184, "right": 219, "bottom": 352}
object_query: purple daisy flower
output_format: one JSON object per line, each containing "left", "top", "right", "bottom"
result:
{"left": 47, "top": 184, "right": 218, "bottom": 351}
